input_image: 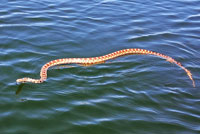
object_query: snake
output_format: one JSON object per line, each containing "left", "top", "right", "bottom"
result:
{"left": 16, "top": 48, "right": 195, "bottom": 87}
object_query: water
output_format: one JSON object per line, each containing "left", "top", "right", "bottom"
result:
{"left": 0, "top": 0, "right": 200, "bottom": 133}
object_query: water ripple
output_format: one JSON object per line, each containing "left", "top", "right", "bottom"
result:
{"left": 0, "top": 0, "right": 200, "bottom": 134}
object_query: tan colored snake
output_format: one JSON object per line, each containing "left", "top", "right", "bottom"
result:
{"left": 16, "top": 48, "right": 195, "bottom": 87}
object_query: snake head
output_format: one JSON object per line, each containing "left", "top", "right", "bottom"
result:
{"left": 16, "top": 77, "right": 43, "bottom": 83}
{"left": 16, "top": 77, "right": 29, "bottom": 83}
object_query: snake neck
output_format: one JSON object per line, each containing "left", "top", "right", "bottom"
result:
{"left": 16, "top": 64, "right": 49, "bottom": 84}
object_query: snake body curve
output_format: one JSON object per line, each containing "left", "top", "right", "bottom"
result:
{"left": 16, "top": 48, "right": 195, "bottom": 87}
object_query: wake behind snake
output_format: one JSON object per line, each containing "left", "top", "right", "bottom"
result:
{"left": 16, "top": 48, "right": 195, "bottom": 87}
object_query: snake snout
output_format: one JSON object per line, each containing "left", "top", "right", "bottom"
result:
{"left": 16, "top": 78, "right": 27, "bottom": 83}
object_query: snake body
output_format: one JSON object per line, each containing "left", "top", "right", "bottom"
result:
{"left": 16, "top": 48, "right": 195, "bottom": 87}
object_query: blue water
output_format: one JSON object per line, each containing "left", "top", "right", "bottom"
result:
{"left": 0, "top": 0, "right": 200, "bottom": 133}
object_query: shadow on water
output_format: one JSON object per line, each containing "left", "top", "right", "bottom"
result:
{"left": 16, "top": 83, "right": 25, "bottom": 95}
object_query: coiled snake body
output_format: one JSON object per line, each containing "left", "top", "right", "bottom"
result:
{"left": 16, "top": 48, "right": 195, "bottom": 87}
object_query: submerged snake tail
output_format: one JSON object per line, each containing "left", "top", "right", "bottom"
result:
{"left": 150, "top": 51, "right": 195, "bottom": 87}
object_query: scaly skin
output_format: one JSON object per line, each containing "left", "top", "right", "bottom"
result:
{"left": 16, "top": 48, "right": 195, "bottom": 87}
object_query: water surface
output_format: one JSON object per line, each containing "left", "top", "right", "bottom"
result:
{"left": 0, "top": 0, "right": 200, "bottom": 134}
